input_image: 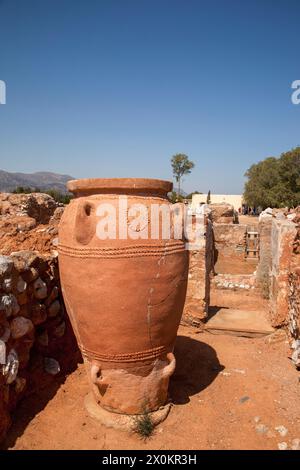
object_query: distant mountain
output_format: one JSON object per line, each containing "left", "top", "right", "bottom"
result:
{"left": 0, "top": 170, "right": 73, "bottom": 193}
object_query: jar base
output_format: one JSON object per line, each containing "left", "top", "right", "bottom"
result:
{"left": 84, "top": 392, "right": 171, "bottom": 431}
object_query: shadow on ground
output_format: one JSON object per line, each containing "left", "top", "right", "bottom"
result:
{"left": 207, "top": 305, "right": 228, "bottom": 320}
{"left": 2, "top": 335, "right": 223, "bottom": 448}
{"left": 169, "top": 335, "right": 224, "bottom": 405}
{"left": 1, "top": 352, "right": 82, "bottom": 451}
{"left": 1, "top": 328, "right": 82, "bottom": 451}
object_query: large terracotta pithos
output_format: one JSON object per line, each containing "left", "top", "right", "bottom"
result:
{"left": 58, "top": 178, "right": 188, "bottom": 427}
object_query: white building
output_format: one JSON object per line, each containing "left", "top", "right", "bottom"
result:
{"left": 191, "top": 193, "right": 243, "bottom": 211}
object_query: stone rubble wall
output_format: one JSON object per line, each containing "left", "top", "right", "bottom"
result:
{"left": 288, "top": 214, "right": 300, "bottom": 369}
{"left": 0, "top": 251, "right": 79, "bottom": 442}
{"left": 256, "top": 216, "right": 273, "bottom": 297}
{"left": 211, "top": 273, "right": 257, "bottom": 291}
{"left": 182, "top": 218, "right": 213, "bottom": 327}
{"left": 213, "top": 223, "right": 247, "bottom": 260}
{"left": 0, "top": 192, "right": 59, "bottom": 224}
{"left": 208, "top": 203, "right": 237, "bottom": 224}
{"left": 0, "top": 193, "right": 79, "bottom": 442}
{"left": 0, "top": 193, "right": 65, "bottom": 255}
{"left": 269, "top": 219, "right": 298, "bottom": 328}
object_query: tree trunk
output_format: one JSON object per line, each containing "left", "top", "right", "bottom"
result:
{"left": 177, "top": 177, "right": 181, "bottom": 199}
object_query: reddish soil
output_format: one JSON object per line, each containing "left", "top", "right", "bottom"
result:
{"left": 0, "top": 216, "right": 58, "bottom": 255}
{"left": 1, "top": 263, "right": 298, "bottom": 451}
{"left": 214, "top": 215, "right": 259, "bottom": 274}
{"left": 239, "top": 215, "right": 259, "bottom": 226}
{"left": 2, "top": 321, "right": 299, "bottom": 450}
{"left": 2, "top": 210, "right": 299, "bottom": 450}
{"left": 214, "top": 255, "right": 257, "bottom": 275}
{"left": 210, "top": 289, "right": 268, "bottom": 312}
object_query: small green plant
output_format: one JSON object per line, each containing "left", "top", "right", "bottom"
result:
{"left": 134, "top": 405, "right": 154, "bottom": 439}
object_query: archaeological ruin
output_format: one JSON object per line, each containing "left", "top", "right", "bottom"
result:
{"left": 0, "top": 180, "right": 299, "bottom": 447}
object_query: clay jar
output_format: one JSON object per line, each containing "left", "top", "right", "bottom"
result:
{"left": 58, "top": 178, "right": 188, "bottom": 417}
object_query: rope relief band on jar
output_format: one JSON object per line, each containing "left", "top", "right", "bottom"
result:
{"left": 80, "top": 344, "right": 168, "bottom": 363}
{"left": 58, "top": 242, "right": 186, "bottom": 259}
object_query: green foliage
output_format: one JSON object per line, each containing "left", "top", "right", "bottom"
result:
{"left": 168, "top": 191, "right": 183, "bottom": 203}
{"left": 185, "top": 190, "right": 202, "bottom": 199}
{"left": 13, "top": 186, "right": 40, "bottom": 194}
{"left": 134, "top": 409, "right": 154, "bottom": 439}
{"left": 243, "top": 147, "right": 300, "bottom": 209}
{"left": 12, "top": 186, "right": 72, "bottom": 204}
{"left": 207, "top": 190, "right": 211, "bottom": 204}
{"left": 45, "top": 189, "right": 72, "bottom": 204}
{"left": 171, "top": 153, "right": 195, "bottom": 197}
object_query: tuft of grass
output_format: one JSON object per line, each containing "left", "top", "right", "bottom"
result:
{"left": 134, "top": 407, "right": 154, "bottom": 439}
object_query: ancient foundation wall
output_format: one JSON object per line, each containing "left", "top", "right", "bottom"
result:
{"left": 288, "top": 219, "right": 300, "bottom": 368}
{"left": 213, "top": 223, "right": 247, "bottom": 261}
{"left": 208, "top": 203, "right": 237, "bottom": 224}
{"left": 256, "top": 216, "right": 273, "bottom": 295}
{"left": 0, "top": 193, "right": 80, "bottom": 442}
{"left": 182, "top": 219, "right": 213, "bottom": 326}
{"left": 211, "top": 273, "right": 257, "bottom": 291}
{"left": 0, "top": 250, "right": 79, "bottom": 441}
{"left": 269, "top": 219, "right": 298, "bottom": 328}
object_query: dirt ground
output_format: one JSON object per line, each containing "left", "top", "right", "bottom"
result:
{"left": 239, "top": 215, "right": 259, "bottom": 226}
{"left": 2, "top": 320, "right": 300, "bottom": 450}
{"left": 214, "top": 214, "right": 259, "bottom": 275}
{"left": 214, "top": 255, "right": 257, "bottom": 275}
{"left": 209, "top": 288, "right": 269, "bottom": 316}
{"left": 2, "top": 209, "right": 299, "bottom": 450}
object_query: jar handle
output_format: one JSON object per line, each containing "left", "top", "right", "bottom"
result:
{"left": 75, "top": 200, "right": 95, "bottom": 245}
{"left": 162, "top": 352, "right": 176, "bottom": 379}
{"left": 91, "top": 362, "right": 108, "bottom": 395}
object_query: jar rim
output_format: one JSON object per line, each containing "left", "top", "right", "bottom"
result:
{"left": 67, "top": 178, "right": 173, "bottom": 196}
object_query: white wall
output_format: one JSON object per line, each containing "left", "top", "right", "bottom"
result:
{"left": 192, "top": 194, "right": 243, "bottom": 211}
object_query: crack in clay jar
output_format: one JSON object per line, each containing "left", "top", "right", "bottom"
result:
{"left": 58, "top": 178, "right": 189, "bottom": 430}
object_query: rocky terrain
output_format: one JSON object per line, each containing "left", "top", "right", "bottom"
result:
{"left": 0, "top": 193, "right": 299, "bottom": 449}
{"left": 0, "top": 193, "right": 64, "bottom": 255}
{"left": 0, "top": 193, "right": 79, "bottom": 441}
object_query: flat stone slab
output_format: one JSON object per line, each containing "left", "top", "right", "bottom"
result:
{"left": 205, "top": 308, "right": 274, "bottom": 337}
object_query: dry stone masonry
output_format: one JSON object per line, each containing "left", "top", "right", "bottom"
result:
{"left": 211, "top": 273, "right": 257, "bottom": 291}
{"left": 182, "top": 215, "right": 213, "bottom": 326}
{"left": 269, "top": 219, "right": 298, "bottom": 327}
{"left": 213, "top": 223, "right": 247, "bottom": 262}
{"left": 288, "top": 212, "right": 300, "bottom": 368}
{"left": 256, "top": 208, "right": 300, "bottom": 369}
{"left": 0, "top": 194, "right": 78, "bottom": 442}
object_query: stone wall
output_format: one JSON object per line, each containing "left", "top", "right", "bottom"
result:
{"left": 211, "top": 273, "right": 257, "bottom": 291}
{"left": 256, "top": 216, "right": 273, "bottom": 296}
{"left": 0, "top": 192, "right": 58, "bottom": 222}
{"left": 0, "top": 194, "right": 79, "bottom": 442}
{"left": 269, "top": 219, "right": 298, "bottom": 328}
{"left": 288, "top": 214, "right": 300, "bottom": 369}
{"left": 208, "top": 203, "right": 237, "bottom": 224}
{"left": 182, "top": 218, "right": 213, "bottom": 326}
{"left": 213, "top": 224, "right": 247, "bottom": 260}
{"left": 0, "top": 193, "right": 64, "bottom": 255}
{"left": 0, "top": 251, "right": 79, "bottom": 442}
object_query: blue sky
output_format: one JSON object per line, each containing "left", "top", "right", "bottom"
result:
{"left": 0, "top": 0, "right": 299, "bottom": 194}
